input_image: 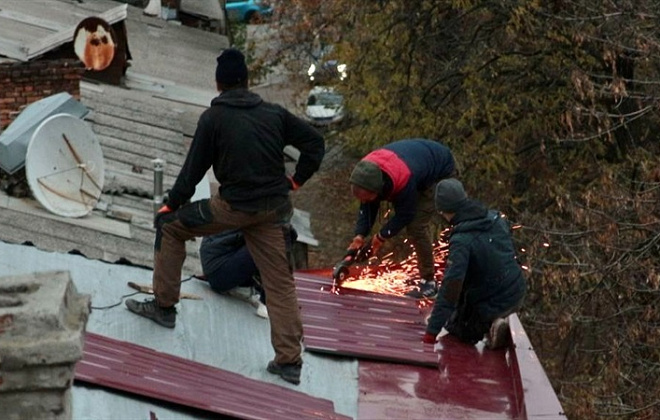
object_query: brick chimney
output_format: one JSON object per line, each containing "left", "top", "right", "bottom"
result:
{"left": 0, "top": 271, "right": 91, "bottom": 420}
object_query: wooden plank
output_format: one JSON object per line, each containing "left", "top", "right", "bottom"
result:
{"left": 0, "top": 9, "right": 68, "bottom": 32}
{"left": 1, "top": 194, "right": 131, "bottom": 239}
{"left": 0, "top": 203, "right": 200, "bottom": 274}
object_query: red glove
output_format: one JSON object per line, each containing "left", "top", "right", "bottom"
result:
{"left": 422, "top": 332, "right": 436, "bottom": 344}
{"left": 154, "top": 204, "right": 173, "bottom": 228}
{"left": 370, "top": 233, "right": 385, "bottom": 255}
{"left": 348, "top": 235, "right": 365, "bottom": 251}
{"left": 287, "top": 175, "right": 300, "bottom": 191}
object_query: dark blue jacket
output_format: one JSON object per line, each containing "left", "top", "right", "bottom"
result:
{"left": 354, "top": 139, "right": 455, "bottom": 238}
{"left": 426, "top": 200, "right": 526, "bottom": 335}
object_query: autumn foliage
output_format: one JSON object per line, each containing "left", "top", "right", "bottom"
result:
{"left": 265, "top": 1, "right": 660, "bottom": 418}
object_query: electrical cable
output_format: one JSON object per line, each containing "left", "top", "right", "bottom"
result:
{"left": 90, "top": 275, "right": 196, "bottom": 310}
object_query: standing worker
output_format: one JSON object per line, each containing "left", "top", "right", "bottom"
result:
{"left": 125, "top": 48, "right": 325, "bottom": 386}
{"left": 347, "top": 138, "right": 456, "bottom": 298}
{"left": 423, "top": 178, "right": 526, "bottom": 349}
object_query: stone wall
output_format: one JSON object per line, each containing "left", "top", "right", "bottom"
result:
{"left": 0, "top": 59, "right": 85, "bottom": 130}
{"left": 0, "top": 271, "right": 90, "bottom": 420}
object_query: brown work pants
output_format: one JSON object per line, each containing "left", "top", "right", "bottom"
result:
{"left": 153, "top": 193, "right": 302, "bottom": 365}
{"left": 406, "top": 186, "right": 437, "bottom": 281}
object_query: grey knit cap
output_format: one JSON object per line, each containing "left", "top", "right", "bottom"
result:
{"left": 349, "top": 160, "right": 383, "bottom": 193}
{"left": 435, "top": 178, "right": 468, "bottom": 212}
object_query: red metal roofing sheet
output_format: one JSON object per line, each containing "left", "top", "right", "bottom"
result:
{"left": 295, "top": 271, "right": 439, "bottom": 367}
{"left": 357, "top": 347, "right": 519, "bottom": 420}
{"left": 296, "top": 270, "right": 566, "bottom": 420}
{"left": 75, "top": 332, "right": 351, "bottom": 420}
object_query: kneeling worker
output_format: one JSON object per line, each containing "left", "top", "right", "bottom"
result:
{"left": 423, "top": 179, "right": 526, "bottom": 349}
{"left": 199, "top": 229, "right": 268, "bottom": 319}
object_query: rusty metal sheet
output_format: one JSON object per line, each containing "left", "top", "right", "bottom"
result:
{"left": 75, "top": 333, "right": 351, "bottom": 420}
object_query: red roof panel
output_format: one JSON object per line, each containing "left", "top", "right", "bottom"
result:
{"left": 295, "top": 270, "right": 566, "bottom": 420}
{"left": 296, "top": 271, "right": 438, "bottom": 366}
{"left": 75, "top": 333, "right": 351, "bottom": 420}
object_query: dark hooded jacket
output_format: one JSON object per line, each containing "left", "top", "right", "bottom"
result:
{"left": 426, "top": 199, "right": 526, "bottom": 336}
{"left": 167, "top": 89, "right": 324, "bottom": 211}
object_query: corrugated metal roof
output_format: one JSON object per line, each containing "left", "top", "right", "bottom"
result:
{"left": 296, "top": 272, "right": 439, "bottom": 366}
{"left": 77, "top": 333, "right": 350, "bottom": 420}
{"left": 294, "top": 270, "right": 568, "bottom": 419}
{"left": 0, "top": 239, "right": 566, "bottom": 420}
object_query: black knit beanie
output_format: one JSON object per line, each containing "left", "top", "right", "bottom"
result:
{"left": 435, "top": 178, "right": 468, "bottom": 212}
{"left": 215, "top": 48, "right": 248, "bottom": 84}
{"left": 349, "top": 160, "right": 384, "bottom": 193}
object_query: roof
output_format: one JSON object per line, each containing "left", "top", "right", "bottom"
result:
{"left": 0, "top": 2, "right": 565, "bottom": 419}
{"left": 0, "top": 240, "right": 359, "bottom": 419}
{"left": 0, "top": 1, "right": 316, "bottom": 271}
{"left": 0, "top": 239, "right": 566, "bottom": 420}
{"left": 0, "top": 0, "right": 127, "bottom": 61}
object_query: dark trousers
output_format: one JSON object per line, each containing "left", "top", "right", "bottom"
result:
{"left": 406, "top": 186, "right": 436, "bottom": 280}
{"left": 154, "top": 194, "right": 301, "bottom": 365}
{"left": 446, "top": 296, "right": 524, "bottom": 344}
{"left": 206, "top": 247, "right": 266, "bottom": 304}
{"left": 207, "top": 247, "right": 258, "bottom": 292}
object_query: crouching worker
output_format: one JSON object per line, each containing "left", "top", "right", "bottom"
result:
{"left": 347, "top": 138, "right": 457, "bottom": 299}
{"left": 199, "top": 226, "right": 299, "bottom": 319}
{"left": 423, "top": 179, "right": 526, "bottom": 350}
{"left": 199, "top": 229, "right": 268, "bottom": 318}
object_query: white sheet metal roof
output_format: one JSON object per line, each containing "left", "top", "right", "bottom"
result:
{"left": 0, "top": 240, "right": 358, "bottom": 419}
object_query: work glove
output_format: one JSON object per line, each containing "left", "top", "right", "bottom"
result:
{"left": 347, "top": 235, "right": 365, "bottom": 251}
{"left": 370, "top": 233, "right": 385, "bottom": 256}
{"left": 287, "top": 175, "right": 300, "bottom": 191}
{"left": 422, "top": 332, "right": 437, "bottom": 344}
{"left": 154, "top": 204, "right": 173, "bottom": 229}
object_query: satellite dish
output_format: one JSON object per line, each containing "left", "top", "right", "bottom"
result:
{"left": 25, "top": 114, "right": 105, "bottom": 218}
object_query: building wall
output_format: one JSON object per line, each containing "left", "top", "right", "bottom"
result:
{"left": 0, "top": 59, "right": 85, "bottom": 130}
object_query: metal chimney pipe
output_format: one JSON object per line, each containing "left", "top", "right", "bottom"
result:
{"left": 152, "top": 158, "right": 165, "bottom": 217}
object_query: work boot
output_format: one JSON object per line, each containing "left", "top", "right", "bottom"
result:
{"left": 125, "top": 298, "right": 176, "bottom": 328}
{"left": 266, "top": 360, "right": 302, "bottom": 385}
{"left": 485, "top": 317, "right": 510, "bottom": 350}
{"left": 405, "top": 279, "right": 438, "bottom": 299}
